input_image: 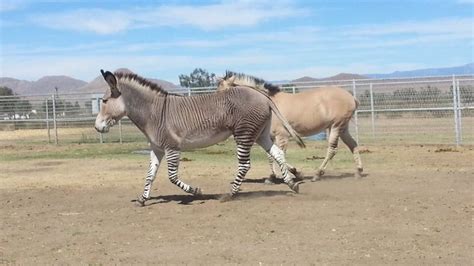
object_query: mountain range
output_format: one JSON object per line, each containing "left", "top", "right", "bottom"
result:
{"left": 0, "top": 68, "right": 180, "bottom": 95}
{"left": 365, "top": 63, "right": 474, "bottom": 79}
{"left": 1, "top": 64, "right": 472, "bottom": 95}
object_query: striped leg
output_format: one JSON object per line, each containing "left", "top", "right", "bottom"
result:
{"left": 165, "top": 149, "right": 201, "bottom": 195}
{"left": 230, "top": 143, "right": 252, "bottom": 195}
{"left": 137, "top": 150, "right": 164, "bottom": 206}
{"left": 266, "top": 134, "right": 301, "bottom": 184}
{"left": 264, "top": 145, "right": 299, "bottom": 193}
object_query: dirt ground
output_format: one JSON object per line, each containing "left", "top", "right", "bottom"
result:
{"left": 1, "top": 142, "right": 473, "bottom": 264}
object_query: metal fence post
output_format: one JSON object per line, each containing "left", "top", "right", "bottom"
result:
{"left": 52, "top": 94, "right": 58, "bottom": 145}
{"left": 188, "top": 87, "right": 191, "bottom": 96}
{"left": 292, "top": 86, "right": 296, "bottom": 94}
{"left": 369, "top": 82, "right": 375, "bottom": 139}
{"left": 119, "top": 120, "right": 123, "bottom": 144}
{"left": 456, "top": 79, "right": 462, "bottom": 143}
{"left": 45, "top": 99, "right": 51, "bottom": 143}
{"left": 452, "top": 75, "right": 460, "bottom": 146}
{"left": 352, "top": 79, "right": 359, "bottom": 144}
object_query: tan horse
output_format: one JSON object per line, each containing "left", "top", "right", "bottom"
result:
{"left": 217, "top": 71, "right": 363, "bottom": 181}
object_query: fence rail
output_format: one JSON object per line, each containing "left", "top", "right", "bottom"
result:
{"left": 1, "top": 74, "right": 473, "bottom": 146}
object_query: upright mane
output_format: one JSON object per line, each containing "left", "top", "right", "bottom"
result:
{"left": 114, "top": 71, "right": 171, "bottom": 95}
{"left": 224, "top": 71, "right": 281, "bottom": 95}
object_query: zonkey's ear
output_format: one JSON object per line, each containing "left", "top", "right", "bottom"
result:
{"left": 227, "top": 75, "right": 236, "bottom": 84}
{"left": 100, "top": 69, "right": 120, "bottom": 97}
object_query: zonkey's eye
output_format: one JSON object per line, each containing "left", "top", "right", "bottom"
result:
{"left": 102, "top": 99, "right": 108, "bottom": 103}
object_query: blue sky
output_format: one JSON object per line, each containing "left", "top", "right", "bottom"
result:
{"left": 1, "top": 0, "right": 473, "bottom": 83}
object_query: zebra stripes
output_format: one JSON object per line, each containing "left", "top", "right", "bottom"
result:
{"left": 140, "top": 151, "right": 162, "bottom": 201}
{"left": 165, "top": 149, "right": 201, "bottom": 195}
{"left": 230, "top": 144, "right": 252, "bottom": 194}
{"left": 96, "top": 70, "right": 303, "bottom": 206}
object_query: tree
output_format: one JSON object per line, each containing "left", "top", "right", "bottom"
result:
{"left": 0, "top": 86, "right": 32, "bottom": 116}
{"left": 179, "top": 68, "right": 217, "bottom": 88}
{"left": 0, "top": 86, "right": 14, "bottom": 96}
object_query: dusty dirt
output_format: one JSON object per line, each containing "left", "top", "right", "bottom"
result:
{"left": 1, "top": 144, "right": 473, "bottom": 264}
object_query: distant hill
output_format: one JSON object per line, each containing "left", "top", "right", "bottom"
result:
{"left": 292, "top": 76, "right": 318, "bottom": 83}
{"left": 0, "top": 68, "right": 181, "bottom": 95}
{"left": 292, "top": 73, "right": 367, "bottom": 83}
{"left": 366, "top": 63, "right": 474, "bottom": 79}
{"left": 0, "top": 76, "right": 87, "bottom": 95}
{"left": 320, "top": 73, "right": 367, "bottom": 81}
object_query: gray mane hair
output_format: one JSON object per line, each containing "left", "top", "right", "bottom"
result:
{"left": 224, "top": 71, "right": 281, "bottom": 96}
{"left": 114, "top": 71, "right": 183, "bottom": 97}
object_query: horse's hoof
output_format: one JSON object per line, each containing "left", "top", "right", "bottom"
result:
{"left": 311, "top": 173, "right": 323, "bottom": 182}
{"left": 355, "top": 168, "right": 363, "bottom": 179}
{"left": 220, "top": 194, "right": 235, "bottom": 202}
{"left": 287, "top": 180, "right": 301, "bottom": 193}
{"left": 312, "top": 170, "right": 324, "bottom": 182}
{"left": 136, "top": 195, "right": 147, "bottom": 207}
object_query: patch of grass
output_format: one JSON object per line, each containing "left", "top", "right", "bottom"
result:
{"left": 0, "top": 142, "right": 149, "bottom": 161}
{"left": 0, "top": 138, "right": 360, "bottom": 174}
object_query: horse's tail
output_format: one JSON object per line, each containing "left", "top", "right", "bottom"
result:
{"left": 354, "top": 97, "right": 360, "bottom": 110}
{"left": 267, "top": 99, "right": 306, "bottom": 148}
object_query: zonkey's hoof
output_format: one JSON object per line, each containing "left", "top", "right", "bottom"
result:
{"left": 192, "top": 187, "right": 202, "bottom": 195}
{"left": 289, "top": 168, "right": 303, "bottom": 180}
{"left": 220, "top": 194, "right": 235, "bottom": 202}
{"left": 136, "top": 195, "right": 148, "bottom": 207}
{"left": 287, "top": 180, "right": 301, "bottom": 193}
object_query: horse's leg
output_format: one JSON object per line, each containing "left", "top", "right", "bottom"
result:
{"left": 340, "top": 128, "right": 364, "bottom": 178}
{"left": 256, "top": 127, "right": 300, "bottom": 193}
{"left": 313, "top": 126, "right": 340, "bottom": 182}
{"left": 266, "top": 153, "right": 278, "bottom": 184}
{"left": 165, "top": 149, "right": 202, "bottom": 195}
{"left": 137, "top": 150, "right": 164, "bottom": 206}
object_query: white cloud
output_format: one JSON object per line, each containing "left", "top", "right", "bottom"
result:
{"left": 457, "top": 0, "right": 474, "bottom": 4}
{"left": 32, "top": 9, "right": 132, "bottom": 34}
{"left": 0, "top": 0, "right": 26, "bottom": 12}
{"left": 343, "top": 17, "right": 473, "bottom": 37}
{"left": 31, "top": 0, "right": 307, "bottom": 34}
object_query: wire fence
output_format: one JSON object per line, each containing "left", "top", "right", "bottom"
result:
{"left": 0, "top": 75, "right": 472, "bottom": 146}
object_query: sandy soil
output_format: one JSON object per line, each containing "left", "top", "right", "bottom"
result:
{"left": 1, "top": 144, "right": 473, "bottom": 264}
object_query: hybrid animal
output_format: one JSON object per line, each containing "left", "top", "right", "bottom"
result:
{"left": 94, "top": 70, "right": 304, "bottom": 205}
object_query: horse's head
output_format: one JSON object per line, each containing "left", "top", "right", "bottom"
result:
{"left": 94, "top": 70, "right": 126, "bottom": 133}
{"left": 216, "top": 74, "right": 236, "bottom": 92}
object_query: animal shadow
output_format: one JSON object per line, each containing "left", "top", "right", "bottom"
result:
{"left": 313, "top": 172, "right": 369, "bottom": 181}
{"left": 242, "top": 172, "right": 368, "bottom": 184}
{"left": 131, "top": 190, "right": 293, "bottom": 206}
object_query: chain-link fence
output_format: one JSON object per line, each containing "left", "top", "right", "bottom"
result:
{"left": 1, "top": 75, "right": 472, "bottom": 146}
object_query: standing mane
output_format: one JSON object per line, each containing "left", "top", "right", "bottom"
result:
{"left": 114, "top": 71, "right": 174, "bottom": 96}
{"left": 224, "top": 71, "right": 281, "bottom": 95}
